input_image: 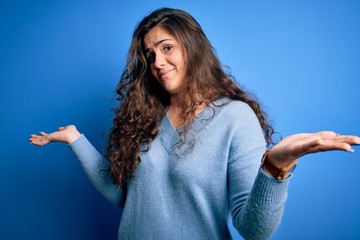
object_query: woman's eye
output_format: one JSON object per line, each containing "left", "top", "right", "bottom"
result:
{"left": 163, "top": 45, "right": 173, "bottom": 52}
{"left": 147, "top": 53, "right": 155, "bottom": 63}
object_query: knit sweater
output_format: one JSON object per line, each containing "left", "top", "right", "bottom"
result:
{"left": 69, "top": 98, "right": 290, "bottom": 240}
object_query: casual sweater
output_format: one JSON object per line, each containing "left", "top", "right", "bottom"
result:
{"left": 69, "top": 98, "right": 290, "bottom": 240}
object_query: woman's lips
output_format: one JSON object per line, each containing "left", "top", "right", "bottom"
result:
{"left": 158, "top": 68, "right": 174, "bottom": 79}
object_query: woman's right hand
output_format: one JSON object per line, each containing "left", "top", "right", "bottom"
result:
{"left": 29, "top": 125, "right": 81, "bottom": 146}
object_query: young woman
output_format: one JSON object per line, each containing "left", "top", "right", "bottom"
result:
{"left": 29, "top": 8, "right": 359, "bottom": 240}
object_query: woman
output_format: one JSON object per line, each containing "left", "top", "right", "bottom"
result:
{"left": 29, "top": 8, "right": 359, "bottom": 240}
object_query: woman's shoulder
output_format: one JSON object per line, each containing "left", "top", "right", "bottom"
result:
{"left": 204, "top": 97, "right": 265, "bottom": 147}
{"left": 211, "top": 97, "right": 257, "bottom": 120}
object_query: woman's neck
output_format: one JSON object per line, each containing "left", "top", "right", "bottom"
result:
{"left": 167, "top": 94, "right": 207, "bottom": 129}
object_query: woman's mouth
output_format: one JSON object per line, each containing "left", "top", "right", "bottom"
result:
{"left": 158, "top": 68, "right": 175, "bottom": 79}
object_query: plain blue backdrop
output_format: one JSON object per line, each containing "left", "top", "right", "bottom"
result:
{"left": 1, "top": 0, "right": 359, "bottom": 239}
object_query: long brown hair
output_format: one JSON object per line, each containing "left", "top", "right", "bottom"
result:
{"left": 106, "top": 8, "right": 274, "bottom": 187}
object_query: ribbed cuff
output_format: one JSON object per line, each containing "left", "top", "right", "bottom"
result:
{"left": 250, "top": 167, "right": 290, "bottom": 205}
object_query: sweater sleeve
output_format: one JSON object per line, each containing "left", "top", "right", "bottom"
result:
{"left": 236, "top": 168, "right": 289, "bottom": 240}
{"left": 68, "top": 134, "right": 124, "bottom": 207}
{"left": 227, "top": 102, "right": 289, "bottom": 240}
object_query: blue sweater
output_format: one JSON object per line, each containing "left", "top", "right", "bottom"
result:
{"left": 69, "top": 98, "right": 290, "bottom": 240}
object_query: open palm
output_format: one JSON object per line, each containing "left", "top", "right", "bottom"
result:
{"left": 268, "top": 131, "right": 360, "bottom": 166}
{"left": 29, "top": 125, "right": 80, "bottom": 146}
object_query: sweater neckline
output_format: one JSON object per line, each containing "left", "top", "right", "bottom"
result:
{"left": 159, "top": 97, "right": 231, "bottom": 155}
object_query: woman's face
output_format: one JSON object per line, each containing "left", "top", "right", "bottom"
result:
{"left": 143, "top": 25, "right": 186, "bottom": 95}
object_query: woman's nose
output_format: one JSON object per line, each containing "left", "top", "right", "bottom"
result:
{"left": 153, "top": 54, "right": 166, "bottom": 69}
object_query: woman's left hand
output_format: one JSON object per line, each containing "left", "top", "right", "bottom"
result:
{"left": 268, "top": 131, "right": 360, "bottom": 167}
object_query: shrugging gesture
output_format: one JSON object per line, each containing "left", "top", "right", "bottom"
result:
{"left": 30, "top": 126, "right": 359, "bottom": 163}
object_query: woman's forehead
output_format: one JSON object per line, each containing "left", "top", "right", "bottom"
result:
{"left": 143, "top": 26, "right": 176, "bottom": 49}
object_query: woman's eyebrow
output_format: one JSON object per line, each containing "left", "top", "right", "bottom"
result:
{"left": 145, "top": 39, "right": 173, "bottom": 53}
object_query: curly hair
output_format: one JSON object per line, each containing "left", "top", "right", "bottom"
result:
{"left": 105, "top": 8, "right": 274, "bottom": 187}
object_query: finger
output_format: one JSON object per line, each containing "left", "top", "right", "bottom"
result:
{"left": 30, "top": 137, "right": 49, "bottom": 146}
{"left": 309, "top": 140, "right": 354, "bottom": 153}
{"left": 29, "top": 135, "right": 40, "bottom": 141}
{"left": 39, "top": 131, "right": 47, "bottom": 136}
{"left": 308, "top": 133, "right": 359, "bottom": 147}
{"left": 58, "top": 127, "right": 65, "bottom": 131}
{"left": 30, "top": 134, "right": 44, "bottom": 140}
{"left": 333, "top": 135, "right": 360, "bottom": 145}
{"left": 294, "top": 136, "right": 346, "bottom": 156}
{"left": 29, "top": 139, "right": 43, "bottom": 146}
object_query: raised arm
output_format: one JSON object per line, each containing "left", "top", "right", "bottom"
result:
{"left": 227, "top": 103, "right": 360, "bottom": 239}
{"left": 29, "top": 125, "right": 124, "bottom": 207}
{"left": 242, "top": 131, "right": 359, "bottom": 239}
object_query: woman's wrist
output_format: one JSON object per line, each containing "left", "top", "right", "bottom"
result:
{"left": 267, "top": 148, "right": 296, "bottom": 168}
{"left": 262, "top": 149, "right": 297, "bottom": 180}
{"left": 46, "top": 126, "right": 81, "bottom": 144}
{"left": 65, "top": 131, "right": 81, "bottom": 144}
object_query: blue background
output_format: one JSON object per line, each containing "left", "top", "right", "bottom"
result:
{"left": 1, "top": 0, "right": 359, "bottom": 239}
